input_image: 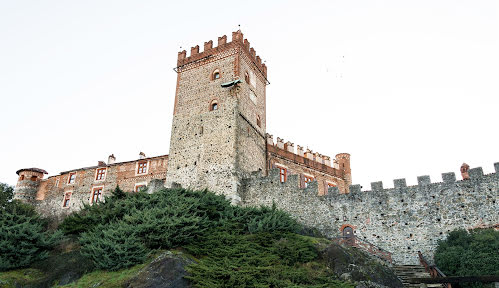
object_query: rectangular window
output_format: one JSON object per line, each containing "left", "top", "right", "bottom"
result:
{"left": 68, "top": 172, "right": 76, "bottom": 184}
{"left": 304, "top": 175, "right": 314, "bottom": 188}
{"left": 137, "top": 162, "right": 147, "bottom": 174}
{"left": 91, "top": 187, "right": 103, "bottom": 204}
{"left": 62, "top": 192, "right": 72, "bottom": 208}
{"left": 55, "top": 179, "right": 60, "bottom": 188}
{"left": 279, "top": 167, "right": 287, "bottom": 183}
{"left": 95, "top": 168, "right": 106, "bottom": 180}
{"left": 327, "top": 182, "right": 337, "bottom": 189}
{"left": 135, "top": 185, "right": 145, "bottom": 192}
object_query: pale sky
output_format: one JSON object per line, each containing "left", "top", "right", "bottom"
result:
{"left": 1, "top": 0, "right": 498, "bottom": 190}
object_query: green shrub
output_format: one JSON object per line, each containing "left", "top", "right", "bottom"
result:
{"left": 62, "top": 188, "right": 320, "bottom": 274}
{"left": 0, "top": 201, "right": 61, "bottom": 271}
{"left": 435, "top": 228, "right": 499, "bottom": 288}
{"left": 185, "top": 230, "right": 350, "bottom": 288}
{"left": 79, "top": 222, "right": 148, "bottom": 271}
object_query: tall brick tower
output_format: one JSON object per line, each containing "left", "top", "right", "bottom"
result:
{"left": 166, "top": 30, "right": 268, "bottom": 203}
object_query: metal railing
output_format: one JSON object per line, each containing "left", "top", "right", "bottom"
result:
{"left": 332, "top": 236, "right": 393, "bottom": 263}
{"left": 418, "top": 251, "right": 451, "bottom": 288}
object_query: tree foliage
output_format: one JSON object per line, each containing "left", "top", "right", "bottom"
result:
{"left": 435, "top": 228, "right": 499, "bottom": 288}
{"left": 0, "top": 201, "right": 61, "bottom": 271}
{"left": 0, "top": 182, "right": 14, "bottom": 208}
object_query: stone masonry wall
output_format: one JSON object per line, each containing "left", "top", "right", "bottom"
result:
{"left": 166, "top": 31, "right": 268, "bottom": 203}
{"left": 241, "top": 164, "right": 499, "bottom": 265}
{"left": 166, "top": 52, "right": 241, "bottom": 201}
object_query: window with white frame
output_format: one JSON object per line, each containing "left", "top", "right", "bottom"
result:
{"left": 62, "top": 192, "right": 72, "bottom": 208}
{"left": 91, "top": 187, "right": 103, "bottom": 204}
{"left": 68, "top": 172, "right": 76, "bottom": 184}
{"left": 95, "top": 168, "right": 106, "bottom": 181}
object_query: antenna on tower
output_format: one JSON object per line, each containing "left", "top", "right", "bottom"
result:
{"left": 238, "top": 24, "right": 241, "bottom": 31}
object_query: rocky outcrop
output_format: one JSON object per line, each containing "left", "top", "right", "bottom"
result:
{"left": 124, "top": 251, "right": 194, "bottom": 288}
{"left": 319, "top": 243, "right": 404, "bottom": 288}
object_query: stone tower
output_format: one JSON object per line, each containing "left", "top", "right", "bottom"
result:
{"left": 14, "top": 168, "right": 47, "bottom": 203}
{"left": 165, "top": 30, "right": 268, "bottom": 203}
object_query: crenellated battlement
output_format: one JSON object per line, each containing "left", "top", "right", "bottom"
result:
{"left": 176, "top": 30, "right": 267, "bottom": 77}
{"left": 241, "top": 162, "right": 499, "bottom": 265}
{"left": 335, "top": 163, "right": 499, "bottom": 197}
{"left": 266, "top": 134, "right": 341, "bottom": 168}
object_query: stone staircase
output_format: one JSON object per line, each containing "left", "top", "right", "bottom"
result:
{"left": 393, "top": 265, "right": 444, "bottom": 288}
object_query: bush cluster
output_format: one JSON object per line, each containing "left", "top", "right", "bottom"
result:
{"left": 435, "top": 228, "right": 499, "bottom": 288}
{"left": 61, "top": 189, "right": 301, "bottom": 271}
{"left": 0, "top": 199, "right": 61, "bottom": 271}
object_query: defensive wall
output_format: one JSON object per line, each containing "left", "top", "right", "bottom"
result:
{"left": 240, "top": 163, "right": 499, "bottom": 265}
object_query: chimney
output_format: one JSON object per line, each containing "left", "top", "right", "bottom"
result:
{"left": 139, "top": 152, "right": 146, "bottom": 160}
{"left": 461, "top": 163, "right": 470, "bottom": 180}
{"left": 108, "top": 154, "right": 116, "bottom": 164}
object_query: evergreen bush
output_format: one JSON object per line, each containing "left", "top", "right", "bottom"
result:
{"left": 0, "top": 201, "right": 61, "bottom": 271}
{"left": 79, "top": 222, "right": 148, "bottom": 271}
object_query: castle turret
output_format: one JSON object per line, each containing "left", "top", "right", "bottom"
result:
{"left": 335, "top": 153, "right": 351, "bottom": 188}
{"left": 14, "top": 168, "right": 47, "bottom": 203}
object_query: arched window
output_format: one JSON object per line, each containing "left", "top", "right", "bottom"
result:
{"left": 244, "top": 71, "right": 249, "bottom": 84}
{"left": 210, "top": 100, "right": 219, "bottom": 111}
{"left": 256, "top": 115, "right": 261, "bottom": 127}
{"left": 212, "top": 69, "right": 220, "bottom": 80}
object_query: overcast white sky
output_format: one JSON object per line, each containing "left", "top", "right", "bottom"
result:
{"left": 1, "top": 0, "right": 498, "bottom": 190}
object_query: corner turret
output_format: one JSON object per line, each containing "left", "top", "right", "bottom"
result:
{"left": 14, "top": 168, "right": 47, "bottom": 203}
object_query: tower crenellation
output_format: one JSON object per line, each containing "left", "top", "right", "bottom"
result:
{"left": 176, "top": 31, "right": 267, "bottom": 78}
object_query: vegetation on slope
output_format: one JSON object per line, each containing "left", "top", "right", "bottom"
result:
{"left": 435, "top": 228, "right": 499, "bottom": 288}
{"left": 0, "top": 185, "right": 356, "bottom": 287}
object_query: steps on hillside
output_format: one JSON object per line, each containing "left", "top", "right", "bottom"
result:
{"left": 393, "top": 265, "right": 444, "bottom": 288}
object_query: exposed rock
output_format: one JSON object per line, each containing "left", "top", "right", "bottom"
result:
{"left": 319, "top": 243, "right": 403, "bottom": 288}
{"left": 124, "top": 251, "right": 193, "bottom": 288}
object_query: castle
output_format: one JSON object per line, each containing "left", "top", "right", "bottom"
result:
{"left": 13, "top": 30, "right": 498, "bottom": 265}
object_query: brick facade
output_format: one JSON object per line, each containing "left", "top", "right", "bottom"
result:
{"left": 14, "top": 154, "right": 167, "bottom": 219}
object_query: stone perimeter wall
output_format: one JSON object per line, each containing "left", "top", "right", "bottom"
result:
{"left": 240, "top": 164, "right": 499, "bottom": 265}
